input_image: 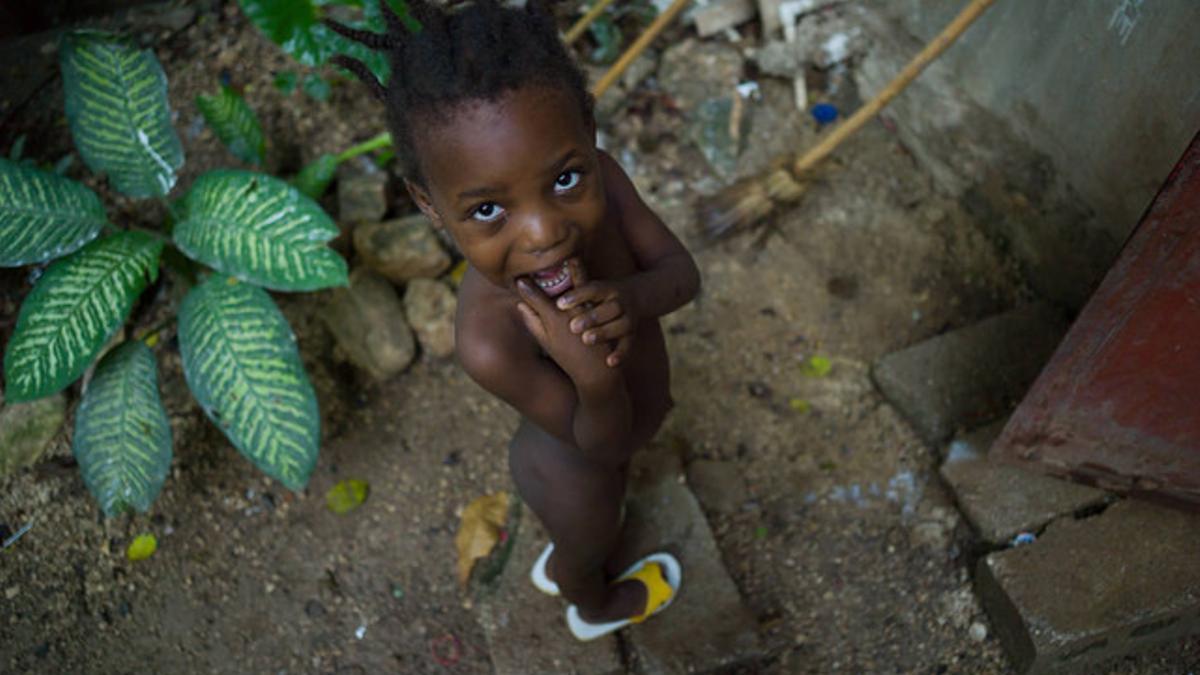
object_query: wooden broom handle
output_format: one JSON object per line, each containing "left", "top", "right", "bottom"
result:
{"left": 592, "top": 0, "right": 692, "bottom": 98}
{"left": 565, "top": 0, "right": 618, "bottom": 44}
{"left": 792, "top": 0, "right": 997, "bottom": 175}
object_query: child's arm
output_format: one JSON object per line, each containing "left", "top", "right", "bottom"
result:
{"left": 556, "top": 151, "right": 700, "bottom": 365}
{"left": 457, "top": 281, "right": 632, "bottom": 465}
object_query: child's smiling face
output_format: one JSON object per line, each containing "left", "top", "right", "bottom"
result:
{"left": 406, "top": 85, "right": 604, "bottom": 298}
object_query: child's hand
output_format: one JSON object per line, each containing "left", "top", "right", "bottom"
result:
{"left": 516, "top": 277, "right": 614, "bottom": 386}
{"left": 554, "top": 260, "right": 636, "bottom": 368}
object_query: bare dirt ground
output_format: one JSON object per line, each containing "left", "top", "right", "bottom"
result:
{"left": 3, "top": 3, "right": 1200, "bottom": 674}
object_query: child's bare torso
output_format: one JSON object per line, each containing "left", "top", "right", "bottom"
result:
{"left": 455, "top": 175, "right": 673, "bottom": 456}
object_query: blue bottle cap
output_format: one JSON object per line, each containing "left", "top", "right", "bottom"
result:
{"left": 811, "top": 103, "right": 838, "bottom": 124}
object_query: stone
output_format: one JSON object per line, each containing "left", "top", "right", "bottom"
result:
{"left": 622, "top": 446, "right": 762, "bottom": 674}
{"left": 475, "top": 517, "right": 623, "bottom": 675}
{"left": 336, "top": 157, "right": 388, "bottom": 225}
{"left": 353, "top": 214, "right": 451, "bottom": 283}
{"left": 403, "top": 278, "right": 457, "bottom": 359}
{"left": 871, "top": 303, "right": 1069, "bottom": 445}
{"left": 752, "top": 40, "right": 806, "bottom": 78}
{"left": 685, "top": 459, "right": 749, "bottom": 514}
{"left": 320, "top": 269, "right": 415, "bottom": 380}
{"left": 976, "top": 499, "right": 1200, "bottom": 673}
{"left": 620, "top": 50, "right": 659, "bottom": 92}
{"left": 941, "top": 453, "right": 1109, "bottom": 546}
{"left": 693, "top": 0, "right": 757, "bottom": 38}
{"left": 0, "top": 393, "right": 66, "bottom": 478}
{"left": 657, "top": 40, "right": 743, "bottom": 112}
{"left": 757, "top": 0, "right": 786, "bottom": 37}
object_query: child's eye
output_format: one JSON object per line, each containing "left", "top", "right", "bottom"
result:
{"left": 554, "top": 170, "right": 582, "bottom": 193}
{"left": 471, "top": 202, "right": 505, "bottom": 223}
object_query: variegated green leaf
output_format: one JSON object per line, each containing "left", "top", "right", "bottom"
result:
{"left": 196, "top": 85, "right": 266, "bottom": 166}
{"left": 3, "top": 232, "right": 162, "bottom": 401}
{"left": 60, "top": 31, "right": 184, "bottom": 198}
{"left": 178, "top": 276, "right": 318, "bottom": 490}
{"left": 290, "top": 153, "right": 338, "bottom": 199}
{"left": 239, "top": 0, "right": 417, "bottom": 81}
{"left": 0, "top": 157, "right": 107, "bottom": 266}
{"left": 173, "top": 169, "right": 347, "bottom": 291}
{"left": 74, "top": 340, "right": 172, "bottom": 516}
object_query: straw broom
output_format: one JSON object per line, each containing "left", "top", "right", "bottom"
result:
{"left": 698, "top": 0, "right": 997, "bottom": 240}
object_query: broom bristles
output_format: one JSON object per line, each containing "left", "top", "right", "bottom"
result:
{"left": 698, "top": 168, "right": 809, "bottom": 240}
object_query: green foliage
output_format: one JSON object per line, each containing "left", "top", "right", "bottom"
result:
{"left": 291, "top": 153, "right": 339, "bottom": 198}
{"left": 173, "top": 170, "right": 347, "bottom": 291}
{"left": 196, "top": 85, "right": 267, "bottom": 165}
{"left": 588, "top": 16, "right": 622, "bottom": 64}
{"left": 3, "top": 232, "right": 162, "bottom": 401}
{"left": 178, "top": 276, "right": 319, "bottom": 490}
{"left": 73, "top": 340, "right": 173, "bottom": 516}
{"left": 302, "top": 73, "right": 331, "bottom": 101}
{"left": 274, "top": 70, "right": 299, "bottom": 93}
{"left": 0, "top": 158, "right": 107, "bottom": 267}
{"left": 59, "top": 31, "right": 184, "bottom": 198}
{"left": 1, "top": 30, "right": 349, "bottom": 514}
{"left": 239, "top": 0, "right": 418, "bottom": 83}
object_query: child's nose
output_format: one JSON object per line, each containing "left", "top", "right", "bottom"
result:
{"left": 520, "top": 209, "right": 569, "bottom": 254}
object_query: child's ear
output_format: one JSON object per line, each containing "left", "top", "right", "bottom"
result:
{"left": 405, "top": 179, "right": 443, "bottom": 228}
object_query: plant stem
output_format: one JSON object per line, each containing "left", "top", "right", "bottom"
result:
{"left": 136, "top": 314, "right": 178, "bottom": 343}
{"left": 335, "top": 132, "right": 393, "bottom": 163}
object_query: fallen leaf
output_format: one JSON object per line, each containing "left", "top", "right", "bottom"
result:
{"left": 788, "top": 397, "right": 810, "bottom": 413}
{"left": 326, "top": 479, "right": 369, "bottom": 515}
{"left": 455, "top": 492, "right": 510, "bottom": 587}
{"left": 448, "top": 259, "right": 468, "bottom": 287}
{"left": 127, "top": 534, "right": 157, "bottom": 561}
{"left": 801, "top": 355, "right": 832, "bottom": 378}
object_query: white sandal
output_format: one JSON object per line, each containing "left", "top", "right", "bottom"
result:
{"left": 530, "top": 543, "right": 561, "bottom": 596}
{"left": 565, "top": 552, "right": 682, "bottom": 641}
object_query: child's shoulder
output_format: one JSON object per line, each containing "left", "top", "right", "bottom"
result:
{"left": 453, "top": 269, "right": 530, "bottom": 384}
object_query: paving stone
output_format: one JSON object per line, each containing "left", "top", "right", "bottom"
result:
{"left": 336, "top": 158, "right": 388, "bottom": 225}
{"left": 872, "top": 303, "right": 1068, "bottom": 445}
{"left": 403, "top": 278, "right": 457, "bottom": 359}
{"left": 475, "top": 518, "right": 623, "bottom": 675}
{"left": 976, "top": 499, "right": 1200, "bottom": 673}
{"left": 685, "top": 459, "right": 749, "bottom": 515}
{"left": 622, "top": 448, "right": 762, "bottom": 674}
{"left": 320, "top": 269, "right": 415, "bottom": 380}
{"left": 353, "top": 214, "right": 451, "bottom": 284}
{"left": 941, "top": 455, "right": 1109, "bottom": 546}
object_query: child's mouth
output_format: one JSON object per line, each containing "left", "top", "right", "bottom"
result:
{"left": 529, "top": 260, "right": 573, "bottom": 298}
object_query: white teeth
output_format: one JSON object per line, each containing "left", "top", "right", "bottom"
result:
{"left": 535, "top": 262, "right": 570, "bottom": 289}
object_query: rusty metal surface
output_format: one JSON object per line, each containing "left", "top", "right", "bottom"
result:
{"left": 992, "top": 131, "right": 1200, "bottom": 510}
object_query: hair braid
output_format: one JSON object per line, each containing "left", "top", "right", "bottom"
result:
{"left": 330, "top": 0, "right": 592, "bottom": 184}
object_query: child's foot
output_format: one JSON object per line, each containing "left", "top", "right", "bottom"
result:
{"left": 566, "top": 553, "right": 682, "bottom": 642}
{"left": 576, "top": 578, "right": 647, "bottom": 623}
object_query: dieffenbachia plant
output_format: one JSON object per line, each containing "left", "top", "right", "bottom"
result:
{"left": 0, "top": 30, "right": 347, "bottom": 515}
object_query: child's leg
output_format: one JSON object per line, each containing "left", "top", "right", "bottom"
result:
{"left": 509, "top": 420, "right": 647, "bottom": 622}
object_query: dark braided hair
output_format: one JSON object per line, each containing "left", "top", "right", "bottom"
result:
{"left": 326, "top": 0, "right": 594, "bottom": 184}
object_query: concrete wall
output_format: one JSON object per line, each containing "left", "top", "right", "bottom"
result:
{"left": 873, "top": 0, "right": 1200, "bottom": 308}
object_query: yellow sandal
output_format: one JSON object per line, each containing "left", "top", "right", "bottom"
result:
{"left": 565, "top": 552, "right": 682, "bottom": 641}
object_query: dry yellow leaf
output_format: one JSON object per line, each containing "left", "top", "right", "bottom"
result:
{"left": 455, "top": 492, "right": 510, "bottom": 587}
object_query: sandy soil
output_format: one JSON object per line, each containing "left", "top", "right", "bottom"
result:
{"left": 2, "top": 3, "right": 1199, "bottom": 674}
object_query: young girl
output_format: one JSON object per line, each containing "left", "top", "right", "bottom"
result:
{"left": 327, "top": 0, "right": 700, "bottom": 639}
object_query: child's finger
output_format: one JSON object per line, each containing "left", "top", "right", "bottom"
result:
{"left": 607, "top": 335, "right": 633, "bottom": 367}
{"left": 569, "top": 301, "right": 622, "bottom": 334}
{"left": 516, "top": 278, "right": 555, "bottom": 316}
{"left": 556, "top": 282, "right": 607, "bottom": 311}
{"left": 567, "top": 258, "right": 588, "bottom": 288}
{"left": 516, "top": 302, "right": 548, "bottom": 344}
{"left": 581, "top": 315, "right": 633, "bottom": 345}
